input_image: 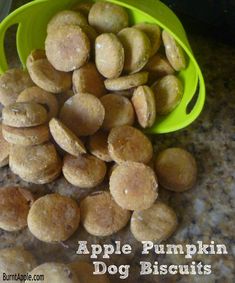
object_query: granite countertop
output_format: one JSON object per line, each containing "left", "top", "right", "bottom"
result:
{"left": 0, "top": 1, "right": 234, "bottom": 283}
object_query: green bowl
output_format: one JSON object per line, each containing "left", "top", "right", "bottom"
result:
{"left": 0, "top": 0, "right": 205, "bottom": 134}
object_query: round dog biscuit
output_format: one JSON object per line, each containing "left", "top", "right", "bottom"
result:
{"left": 118, "top": 27, "right": 151, "bottom": 73}
{"left": 134, "top": 23, "right": 161, "bottom": 56}
{"left": 47, "top": 10, "right": 87, "bottom": 34}
{"left": 81, "top": 191, "right": 130, "bottom": 236}
{"left": 0, "top": 248, "right": 37, "bottom": 279}
{"left": 110, "top": 162, "right": 158, "bottom": 210}
{"left": 0, "top": 68, "right": 34, "bottom": 106}
{"left": 100, "top": 94, "right": 134, "bottom": 130}
{"left": 0, "top": 187, "right": 34, "bottom": 232}
{"left": 104, "top": 72, "right": 148, "bottom": 91}
{"left": 88, "top": 131, "right": 112, "bottom": 162}
{"left": 28, "top": 58, "right": 72, "bottom": 93}
{"left": 45, "top": 25, "right": 90, "bottom": 72}
{"left": 60, "top": 93, "right": 105, "bottom": 136}
{"left": 2, "top": 102, "right": 47, "bottom": 128}
{"left": 17, "top": 86, "right": 58, "bottom": 120}
{"left": 162, "top": 30, "right": 186, "bottom": 71}
{"left": 155, "top": 148, "right": 197, "bottom": 192}
{"left": 132, "top": 85, "right": 156, "bottom": 128}
{"left": 108, "top": 125, "right": 153, "bottom": 164}
{"left": 9, "top": 142, "right": 62, "bottom": 184}
{"left": 88, "top": 2, "right": 128, "bottom": 33}
{"left": 2, "top": 124, "right": 49, "bottom": 146}
{"left": 152, "top": 75, "right": 183, "bottom": 115}
{"left": 63, "top": 154, "right": 106, "bottom": 188}
{"left": 25, "top": 263, "right": 79, "bottom": 283}
{"left": 49, "top": 118, "right": 86, "bottom": 156}
{"left": 0, "top": 123, "right": 10, "bottom": 167}
{"left": 26, "top": 49, "right": 46, "bottom": 69}
{"left": 69, "top": 261, "right": 110, "bottom": 283}
{"left": 27, "top": 194, "right": 80, "bottom": 243}
{"left": 72, "top": 63, "right": 105, "bottom": 98}
{"left": 131, "top": 201, "right": 178, "bottom": 242}
{"left": 95, "top": 33, "right": 124, "bottom": 79}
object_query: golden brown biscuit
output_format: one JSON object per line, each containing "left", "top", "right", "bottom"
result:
{"left": 0, "top": 123, "right": 10, "bottom": 167}
{"left": 134, "top": 23, "right": 161, "bottom": 56}
{"left": 104, "top": 72, "right": 149, "bottom": 91}
{"left": 72, "top": 2, "right": 93, "bottom": 17}
{"left": 69, "top": 261, "right": 110, "bottom": 283}
{"left": 60, "top": 93, "right": 105, "bottom": 136}
{"left": 155, "top": 147, "right": 197, "bottom": 192}
{"left": 9, "top": 142, "right": 62, "bottom": 184}
{"left": 2, "top": 124, "right": 49, "bottom": 146}
{"left": 17, "top": 86, "right": 58, "bottom": 120}
{"left": 27, "top": 194, "right": 80, "bottom": 243}
{"left": 80, "top": 191, "right": 130, "bottom": 236}
{"left": 144, "top": 54, "right": 175, "bottom": 81}
{"left": 162, "top": 30, "right": 187, "bottom": 71}
{"left": 25, "top": 263, "right": 79, "bottom": 283}
{"left": 0, "top": 248, "right": 37, "bottom": 279}
{"left": 88, "top": 2, "right": 128, "bottom": 33}
{"left": 63, "top": 154, "right": 106, "bottom": 188}
{"left": 0, "top": 187, "right": 34, "bottom": 232}
{"left": 151, "top": 75, "right": 183, "bottom": 115}
{"left": 0, "top": 68, "right": 34, "bottom": 106}
{"left": 26, "top": 49, "right": 46, "bottom": 69}
{"left": 118, "top": 27, "right": 151, "bottom": 73}
{"left": 110, "top": 162, "right": 158, "bottom": 210}
{"left": 95, "top": 33, "right": 124, "bottom": 79}
{"left": 100, "top": 94, "right": 134, "bottom": 130}
{"left": 28, "top": 58, "right": 72, "bottom": 93}
{"left": 49, "top": 118, "right": 86, "bottom": 156}
{"left": 45, "top": 25, "right": 90, "bottom": 72}
{"left": 88, "top": 131, "right": 112, "bottom": 162}
{"left": 72, "top": 63, "right": 105, "bottom": 98}
{"left": 47, "top": 10, "right": 87, "bottom": 34}
{"left": 130, "top": 201, "right": 178, "bottom": 242}
{"left": 2, "top": 102, "right": 47, "bottom": 128}
{"left": 108, "top": 125, "right": 153, "bottom": 164}
{"left": 132, "top": 85, "right": 156, "bottom": 128}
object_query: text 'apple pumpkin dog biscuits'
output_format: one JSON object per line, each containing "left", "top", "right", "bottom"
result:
{"left": 69, "top": 261, "right": 110, "bottom": 283}
{"left": 132, "top": 85, "right": 156, "bottom": 128}
{"left": 155, "top": 147, "right": 197, "bottom": 192}
{"left": 27, "top": 194, "right": 80, "bottom": 243}
{"left": 72, "top": 63, "right": 105, "bottom": 98}
{"left": 95, "top": 33, "right": 124, "bottom": 79}
{"left": 0, "top": 123, "right": 10, "bottom": 167}
{"left": 130, "top": 201, "right": 178, "bottom": 242}
{"left": 25, "top": 263, "right": 79, "bottom": 283}
{"left": 88, "top": 131, "right": 112, "bottom": 162}
{"left": 0, "top": 187, "right": 34, "bottom": 232}
{"left": 81, "top": 191, "right": 131, "bottom": 236}
{"left": 49, "top": 118, "right": 86, "bottom": 156}
{"left": 118, "top": 27, "right": 151, "bottom": 73}
{"left": 0, "top": 68, "right": 34, "bottom": 106}
{"left": 17, "top": 86, "right": 59, "bottom": 120}
{"left": 60, "top": 93, "right": 105, "bottom": 136}
{"left": 2, "top": 102, "right": 47, "bottom": 128}
{"left": 2, "top": 124, "right": 50, "bottom": 146}
{"left": 100, "top": 94, "right": 135, "bottom": 131}
{"left": 63, "top": 154, "right": 107, "bottom": 189}
{"left": 45, "top": 25, "right": 90, "bottom": 72}
{"left": 88, "top": 1, "right": 129, "bottom": 33}
{"left": 108, "top": 125, "right": 153, "bottom": 164}
{"left": 9, "top": 142, "right": 62, "bottom": 184}
{"left": 110, "top": 162, "right": 158, "bottom": 210}
{"left": 0, "top": 248, "right": 37, "bottom": 277}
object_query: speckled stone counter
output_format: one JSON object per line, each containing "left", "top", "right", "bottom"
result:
{"left": 0, "top": 1, "right": 234, "bottom": 283}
